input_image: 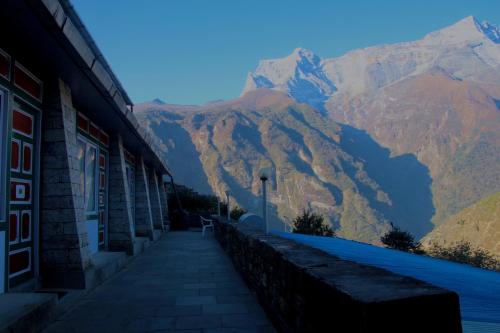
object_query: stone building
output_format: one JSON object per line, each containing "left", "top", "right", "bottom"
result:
{"left": 0, "top": 0, "right": 171, "bottom": 293}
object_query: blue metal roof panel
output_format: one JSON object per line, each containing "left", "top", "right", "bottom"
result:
{"left": 276, "top": 232, "right": 500, "bottom": 327}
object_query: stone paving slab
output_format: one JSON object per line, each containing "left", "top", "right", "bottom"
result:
{"left": 43, "top": 231, "right": 276, "bottom": 333}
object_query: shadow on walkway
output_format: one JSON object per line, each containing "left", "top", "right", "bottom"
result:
{"left": 44, "top": 231, "right": 276, "bottom": 333}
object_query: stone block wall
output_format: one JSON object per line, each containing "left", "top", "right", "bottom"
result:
{"left": 107, "top": 134, "right": 136, "bottom": 254}
{"left": 40, "top": 79, "right": 90, "bottom": 288}
{"left": 158, "top": 181, "right": 170, "bottom": 228}
{"left": 148, "top": 171, "right": 163, "bottom": 230}
{"left": 214, "top": 221, "right": 463, "bottom": 333}
{"left": 134, "top": 157, "right": 154, "bottom": 238}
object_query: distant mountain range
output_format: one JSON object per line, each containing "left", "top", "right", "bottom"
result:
{"left": 242, "top": 16, "right": 500, "bottom": 105}
{"left": 136, "top": 16, "right": 500, "bottom": 251}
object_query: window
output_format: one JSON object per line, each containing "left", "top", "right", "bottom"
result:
{"left": 77, "top": 137, "right": 98, "bottom": 214}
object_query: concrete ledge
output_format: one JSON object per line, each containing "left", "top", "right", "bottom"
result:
{"left": 41, "top": 270, "right": 87, "bottom": 289}
{"left": 42, "top": 250, "right": 129, "bottom": 290}
{"left": 133, "top": 236, "right": 151, "bottom": 256}
{"left": 85, "top": 251, "right": 128, "bottom": 290}
{"left": 135, "top": 225, "right": 154, "bottom": 239}
{"left": 152, "top": 229, "right": 162, "bottom": 241}
{"left": 0, "top": 293, "right": 58, "bottom": 333}
{"left": 214, "top": 221, "right": 462, "bottom": 333}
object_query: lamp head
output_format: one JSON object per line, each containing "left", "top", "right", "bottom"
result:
{"left": 259, "top": 167, "right": 271, "bottom": 182}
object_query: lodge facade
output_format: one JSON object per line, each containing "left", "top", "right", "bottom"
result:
{"left": 0, "top": 0, "right": 171, "bottom": 293}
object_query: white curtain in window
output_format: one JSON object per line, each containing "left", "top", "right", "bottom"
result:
{"left": 85, "top": 145, "right": 97, "bottom": 212}
{"left": 77, "top": 140, "right": 86, "bottom": 201}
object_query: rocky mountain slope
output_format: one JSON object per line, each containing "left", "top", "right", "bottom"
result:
{"left": 137, "top": 90, "right": 437, "bottom": 243}
{"left": 421, "top": 192, "right": 500, "bottom": 257}
{"left": 242, "top": 16, "right": 500, "bottom": 227}
{"left": 136, "top": 16, "right": 500, "bottom": 249}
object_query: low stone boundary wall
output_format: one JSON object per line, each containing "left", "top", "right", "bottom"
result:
{"left": 214, "top": 220, "right": 462, "bottom": 333}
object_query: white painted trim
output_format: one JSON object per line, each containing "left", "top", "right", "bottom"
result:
{"left": 8, "top": 211, "right": 19, "bottom": 245}
{"left": 10, "top": 138, "right": 21, "bottom": 173}
{"left": 77, "top": 111, "right": 89, "bottom": 122}
{"left": 12, "top": 94, "right": 42, "bottom": 112}
{"left": 13, "top": 61, "right": 43, "bottom": 102}
{"left": 0, "top": 89, "right": 6, "bottom": 223}
{"left": 89, "top": 121, "right": 100, "bottom": 140}
{"left": 99, "top": 170, "right": 105, "bottom": 190}
{"left": 87, "top": 219, "right": 98, "bottom": 255}
{"left": 0, "top": 49, "right": 10, "bottom": 81}
{"left": 77, "top": 135, "right": 99, "bottom": 215}
{"left": 99, "top": 152, "right": 105, "bottom": 168}
{"left": 10, "top": 178, "right": 32, "bottom": 205}
{"left": 21, "top": 142, "right": 33, "bottom": 175}
{"left": 20, "top": 210, "right": 31, "bottom": 242}
{"left": 0, "top": 232, "right": 5, "bottom": 293}
{"left": 8, "top": 247, "right": 31, "bottom": 278}
{"left": 31, "top": 95, "right": 42, "bottom": 281}
{"left": 11, "top": 108, "right": 34, "bottom": 139}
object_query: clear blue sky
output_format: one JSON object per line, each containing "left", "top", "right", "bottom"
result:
{"left": 72, "top": 0, "right": 500, "bottom": 105}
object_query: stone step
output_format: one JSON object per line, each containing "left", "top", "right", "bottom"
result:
{"left": 85, "top": 251, "right": 128, "bottom": 290}
{"left": 133, "top": 236, "right": 151, "bottom": 255}
{"left": 0, "top": 292, "right": 58, "bottom": 333}
{"left": 152, "top": 229, "right": 163, "bottom": 241}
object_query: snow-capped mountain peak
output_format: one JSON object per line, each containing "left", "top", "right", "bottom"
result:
{"left": 241, "top": 48, "right": 336, "bottom": 109}
{"left": 480, "top": 20, "right": 500, "bottom": 44}
{"left": 290, "top": 47, "right": 319, "bottom": 63}
{"left": 422, "top": 16, "right": 499, "bottom": 45}
{"left": 242, "top": 16, "right": 500, "bottom": 109}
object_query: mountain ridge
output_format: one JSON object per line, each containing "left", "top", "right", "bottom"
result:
{"left": 136, "top": 90, "right": 436, "bottom": 242}
{"left": 136, "top": 16, "right": 500, "bottom": 251}
{"left": 242, "top": 16, "right": 500, "bottom": 100}
{"left": 241, "top": 16, "right": 500, "bottom": 227}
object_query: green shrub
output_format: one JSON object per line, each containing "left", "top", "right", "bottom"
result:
{"left": 292, "top": 209, "right": 335, "bottom": 237}
{"left": 428, "top": 241, "right": 500, "bottom": 271}
{"left": 168, "top": 184, "right": 218, "bottom": 214}
{"left": 230, "top": 206, "right": 247, "bottom": 221}
{"left": 380, "top": 223, "right": 421, "bottom": 253}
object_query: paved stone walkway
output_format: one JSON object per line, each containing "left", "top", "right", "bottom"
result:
{"left": 44, "top": 231, "right": 276, "bottom": 333}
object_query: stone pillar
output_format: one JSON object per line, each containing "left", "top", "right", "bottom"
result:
{"left": 40, "top": 79, "right": 90, "bottom": 288}
{"left": 159, "top": 176, "right": 170, "bottom": 228}
{"left": 108, "top": 134, "right": 136, "bottom": 254}
{"left": 149, "top": 171, "right": 164, "bottom": 230}
{"left": 134, "top": 156, "right": 154, "bottom": 239}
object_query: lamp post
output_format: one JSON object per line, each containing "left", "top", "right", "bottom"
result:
{"left": 225, "top": 190, "right": 230, "bottom": 221}
{"left": 259, "top": 168, "right": 271, "bottom": 234}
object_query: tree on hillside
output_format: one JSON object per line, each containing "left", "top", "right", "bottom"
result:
{"left": 168, "top": 184, "right": 218, "bottom": 214}
{"left": 292, "top": 209, "right": 335, "bottom": 237}
{"left": 230, "top": 206, "right": 247, "bottom": 221}
{"left": 428, "top": 241, "right": 500, "bottom": 271}
{"left": 380, "top": 223, "right": 421, "bottom": 253}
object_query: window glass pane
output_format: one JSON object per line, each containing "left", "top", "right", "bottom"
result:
{"left": 85, "top": 145, "right": 97, "bottom": 212}
{"left": 77, "top": 140, "right": 85, "bottom": 200}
